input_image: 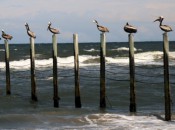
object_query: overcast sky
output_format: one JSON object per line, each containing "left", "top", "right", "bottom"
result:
{"left": 0, "top": 0, "right": 175, "bottom": 43}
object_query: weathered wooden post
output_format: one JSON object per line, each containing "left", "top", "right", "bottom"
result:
{"left": 30, "top": 37, "right": 37, "bottom": 101}
{"left": 4, "top": 40, "right": 11, "bottom": 95}
{"left": 73, "top": 34, "right": 82, "bottom": 108}
{"left": 163, "top": 32, "right": 171, "bottom": 121}
{"left": 52, "top": 34, "right": 59, "bottom": 107}
{"left": 129, "top": 34, "right": 136, "bottom": 112}
{"left": 100, "top": 33, "right": 106, "bottom": 108}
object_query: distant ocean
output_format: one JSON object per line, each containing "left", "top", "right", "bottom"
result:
{"left": 0, "top": 42, "right": 175, "bottom": 129}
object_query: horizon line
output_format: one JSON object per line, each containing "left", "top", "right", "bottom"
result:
{"left": 0, "top": 40, "right": 174, "bottom": 44}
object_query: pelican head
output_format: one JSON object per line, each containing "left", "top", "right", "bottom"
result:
{"left": 48, "top": 21, "right": 51, "bottom": 25}
{"left": 154, "top": 16, "right": 164, "bottom": 22}
{"left": 47, "top": 21, "right": 51, "bottom": 30}
{"left": 25, "top": 22, "right": 28, "bottom": 26}
{"left": 25, "top": 23, "right": 30, "bottom": 29}
{"left": 2, "top": 29, "right": 4, "bottom": 32}
{"left": 93, "top": 20, "right": 98, "bottom": 25}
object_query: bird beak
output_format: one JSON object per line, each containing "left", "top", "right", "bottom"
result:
{"left": 93, "top": 20, "right": 97, "bottom": 23}
{"left": 93, "top": 20, "right": 98, "bottom": 25}
{"left": 154, "top": 18, "right": 160, "bottom": 22}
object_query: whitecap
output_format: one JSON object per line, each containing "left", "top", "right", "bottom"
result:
{"left": 0, "top": 49, "right": 5, "bottom": 52}
{"left": 111, "top": 47, "right": 140, "bottom": 52}
{"left": 84, "top": 48, "right": 100, "bottom": 52}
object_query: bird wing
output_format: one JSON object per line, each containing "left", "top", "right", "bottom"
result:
{"left": 105, "top": 27, "right": 109, "bottom": 32}
{"left": 28, "top": 30, "right": 36, "bottom": 38}
{"left": 128, "top": 25, "right": 137, "bottom": 30}
{"left": 161, "top": 25, "right": 173, "bottom": 32}
{"left": 98, "top": 25, "right": 109, "bottom": 32}
{"left": 2, "top": 34, "right": 13, "bottom": 40}
{"left": 50, "top": 27, "right": 60, "bottom": 34}
{"left": 165, "top": 25, "right": 173, "bottom": 30}
{"left": 124, "top": 24, "right": 137, "bottom": 33}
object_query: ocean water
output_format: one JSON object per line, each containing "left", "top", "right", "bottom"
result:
{"left": 0, "top": 42, "right": 175, "bottom": 129}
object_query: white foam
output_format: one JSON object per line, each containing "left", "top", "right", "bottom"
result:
{"left": 40, "top": 113, "right": 175, "bottom": 130}
{"left": 0, "top": 49, "right": 5, "bottom": 52}
{"left": 0, "top": 51, "right": 174, "bottom": 70}
{"left": 77, "top": 113, "right": 175, "bottom": 130}
{"left": 111, "top": 47, "right": 141, "bottom": 52}
{"left": 106, "top": 51, "right": 175, "bottom": 66}
{"left": 106, "top": 57, "right": 129, "bottom": 65}
{"left": 84, "top": 48, "right": 100, "bottom": 52}
{"left": 106, "top": 51, "right": 159, "bottom": 65}
{"left": 0, "top": 113, "right": 174, "bottom": 130}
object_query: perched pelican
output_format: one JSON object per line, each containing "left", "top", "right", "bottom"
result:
{"left": 124, "top": 22, "right": 137, "bottom": 33}
{"left": 93, "top": 20, "right": 109, "bottom": 33}
{"left": 25, "top": 23, "right": 36, "bottom": 38}
{"left": 154, "top": 16, "right": 173, "bottom": 32}
{"left": 2, "top": 29, "right": 13, "bottom": 40}
{"left": 47, "top": 22, "right": 60, "bottom": 34}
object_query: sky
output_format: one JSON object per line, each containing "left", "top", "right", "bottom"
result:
{"left": 0, "top": 0, "right": 175, "bottom": 43}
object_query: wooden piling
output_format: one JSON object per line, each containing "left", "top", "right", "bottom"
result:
{"left": 30, "top": 37, "right": 37, "bottom": 101}
{"left": 4, "top": 40, "right": 11, "bottom": 95}
{"left": 128, "top": 34, "right": 136, "bottom": 112}
{"left": 163, "top": 32, "right": 171, "bottom": 121}
{"left": 52, "top": 34, "right": 59, "bottom": 107}
{"left": 100, "top": 33, "right": 106, "bottom": 108}
{"left": 73, "top": 34, "right": 82, "bottom": 108}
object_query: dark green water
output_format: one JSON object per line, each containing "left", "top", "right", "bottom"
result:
{"left": 0, "top": 42, "right": 175, "bottom": 129}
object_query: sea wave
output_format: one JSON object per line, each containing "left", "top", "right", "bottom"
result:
{"left": 0, "top": 113, "right": 174, "bottom": 129}
{"left": 84, "top": 48, "right": 100, "bottom": 52}
{"left": 111, "top": 47, "right": 142, "bottom": 52}
{"left": 0, "top": 51, "right": 175, "bottom": 70}
{"left": 73, "top": 113, "right": 175, "bottom": 130}
{"left": 0, "top": 49, "right": 5, "bottom": 52}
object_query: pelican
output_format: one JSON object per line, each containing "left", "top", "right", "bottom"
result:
{"left": 93, "top": 20, "right": 109, "bottom": 33}
{"left": 124, "top": 22, "right": 137, "bottom": 33}
{"left": 47, "top": 22, "right": 60, "bottom": 34}
{"left": 25, "top": 23, "right": 36, "bottom": 38}
{"left": 154, "top": 16, "right": 173, "bottom": 32}
{"left": 2, "top": 29, "right": 13, "bottom": 40}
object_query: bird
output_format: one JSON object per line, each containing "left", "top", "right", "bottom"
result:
{"left": 1, "top": 29, "right": 13, "bottom": 40}
{"left": 47, "top": 22, "right": 60, "bottom": 34}
{"left": 25, "top": 23, "right": 36, "bottom": 38}
{"left": 154, "top": 16, "right": 173, "bottom": 32}
{"left": 124, "top": 22, "right": 137, "bottom": 33}
{"left": 93, "top": 20, "right": 109, "bottom": 33}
